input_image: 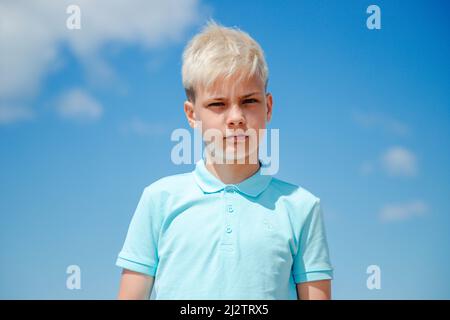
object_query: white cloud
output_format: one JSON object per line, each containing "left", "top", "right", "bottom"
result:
{"left": 353, "top": 111, "right": 410, "bottom": 136}
{"left": 381, "top": 146, "right": 418, "bottom": 177}
{"left": 359, "top": 146, "right": 418, "bottom": 177}
{"left": 0, "top": 105, "right": 34, "bottom": 125}
{"left": 0, "top": 0, "right": 202, "bottom": 122}
{"left": 379, "top": 200, "right": 428, "bottom": 222}
{"left": 359, "top": 161, "right": 375, "bottom": 176}
{"left": 56, "top": 88, "right": 102, "bottom": 121}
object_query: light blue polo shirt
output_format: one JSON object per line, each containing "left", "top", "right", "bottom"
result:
{"left": 116, "top": 158, "right": 333, "bottom": 299}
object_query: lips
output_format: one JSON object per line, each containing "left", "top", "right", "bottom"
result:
{"left": 225, "top": 134, "right": 248, "bottom": 142}
{"left": 225, "top": 134, "right": 247, "bottom": 138}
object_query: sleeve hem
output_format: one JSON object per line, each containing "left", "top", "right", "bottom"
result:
{"left": 293, "top": 269, "right": 334, "bottom": 284}
{"left": 116, "top": 255, "right": 157, "bottom": 277}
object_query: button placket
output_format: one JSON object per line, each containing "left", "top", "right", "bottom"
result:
{"left": 221, "top": 185, "right": 238, "bottom": 253}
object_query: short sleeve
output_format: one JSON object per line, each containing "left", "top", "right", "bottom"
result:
{"left": 292, "top": 199, "right": 334, "bottom": 283}
{"left": 116, "top": 187, "right": 160, "bottom": 277}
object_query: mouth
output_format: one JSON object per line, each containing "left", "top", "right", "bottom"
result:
{"left": 224, "top": 134, "right": 248, "bottom": 142}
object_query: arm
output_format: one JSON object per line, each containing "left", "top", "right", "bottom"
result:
{"left": 296, "top": 279, "right": 331, "bottom": 300}
{"left": 117, "top": 269, "right": 154, "bottom": 300}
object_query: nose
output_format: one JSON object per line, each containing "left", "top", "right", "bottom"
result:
{"left": 226, "top": 103, "right": 246, "bottom": 128}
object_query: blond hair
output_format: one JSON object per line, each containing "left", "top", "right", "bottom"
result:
{"left": 182, "top": 20, "right": 269, "bottom": 102}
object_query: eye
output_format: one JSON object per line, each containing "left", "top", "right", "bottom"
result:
{"left": 243, "top": 98, "right": 258, "bottom": 104}
{"left": 207, "top": 102, "right": 225, "bottom": 107}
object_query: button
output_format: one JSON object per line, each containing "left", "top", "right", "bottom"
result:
{"left": 227, "top": 205, "right": 234, "bottom": 213}
{"left": 226, "top": 226, "right": 232, "bottom": 233}
{"left": 224, "top": 185, "right": 236, "bottom": 193}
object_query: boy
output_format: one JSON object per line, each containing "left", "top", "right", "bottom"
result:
{"left": 116, "top": 21, "right": 333, "bottom": 300}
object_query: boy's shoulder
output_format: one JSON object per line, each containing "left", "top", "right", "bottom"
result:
{"left": 269, "top": 176, "right": 321, "bottom": 210}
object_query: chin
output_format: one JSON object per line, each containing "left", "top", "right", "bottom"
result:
{"left": 206, "top": 141, "right": 259, "bottom": 164}
{"left": 224, "top": 147, "right": 259, "bottom": 164}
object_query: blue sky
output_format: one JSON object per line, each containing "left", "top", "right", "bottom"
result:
{"left": 0, "top": 0, "right": 449, "bottom": 299}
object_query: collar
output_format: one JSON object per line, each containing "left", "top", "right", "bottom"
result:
{"left": 193, "top": 157, "right": 272, "bottom": 197}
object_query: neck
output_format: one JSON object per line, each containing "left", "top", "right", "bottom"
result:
{"left": 204, "top": 154, "right": 261, "bottom": 185}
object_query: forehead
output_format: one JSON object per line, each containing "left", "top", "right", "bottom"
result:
{"left": 197, "top": 73, "right": 265, "bottom": 100}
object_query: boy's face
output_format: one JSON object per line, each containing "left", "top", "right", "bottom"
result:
{"left": 184, "top": 72, "right": 273, "bottom": 164}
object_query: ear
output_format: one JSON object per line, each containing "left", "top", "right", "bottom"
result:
{"left": 265, "top": 93, "right": 273, "bottom": 122}
{"left": 184, "top": 100, "right": 197, "bottom": 128}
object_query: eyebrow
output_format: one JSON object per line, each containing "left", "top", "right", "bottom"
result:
{"left": 241, "top": 92, "right": 262, "bottom": 98}
{"left": 206, "top": 92, "right": 262, "bottom": 101}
